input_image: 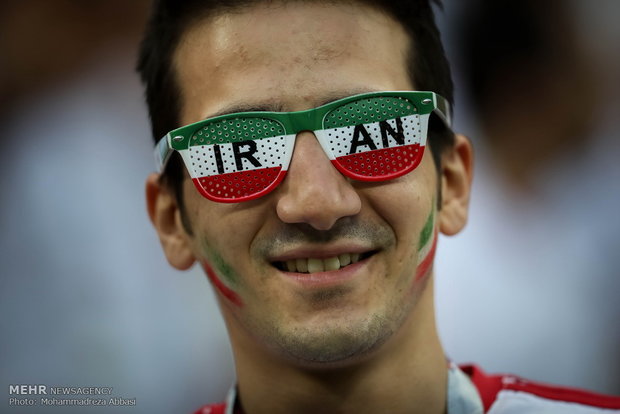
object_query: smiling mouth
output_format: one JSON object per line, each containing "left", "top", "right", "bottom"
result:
{"left": 273, "top": 251, "right": 376, "bottom": 274}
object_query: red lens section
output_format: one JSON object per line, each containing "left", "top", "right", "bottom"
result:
{"left": 192, "top": 167, "right": 286, "bottom": 202}
{"left": 333, "top": 144, "right": 424, "bottom": 181}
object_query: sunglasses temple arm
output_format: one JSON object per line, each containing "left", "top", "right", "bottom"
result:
{"left": 154, "top": 134, "right": 173, "bottom": 172}
{"left": 433, "top": 94, "right": 453, "bottom": 130}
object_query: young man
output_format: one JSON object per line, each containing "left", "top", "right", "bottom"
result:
{"left": 137, "top": 1, "right": 620, "bottom": 412}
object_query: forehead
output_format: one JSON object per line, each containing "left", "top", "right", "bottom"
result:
{"left": 173, "top": 2, "right": 412, "bottom": 124}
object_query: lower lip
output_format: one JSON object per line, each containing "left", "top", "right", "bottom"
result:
{"left": 278, "top": 256, "right": 371, "bottom": 289}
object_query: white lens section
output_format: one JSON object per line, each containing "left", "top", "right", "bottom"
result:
{"left": 316, "top": 114, "right": 426, "bottom": 159}
{"left": 180, "top": 134, "right": 295, "bottom": 178}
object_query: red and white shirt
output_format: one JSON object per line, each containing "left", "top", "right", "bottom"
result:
{"left": 194, "top": 364, "right": 620, "bottom": 414}
{"left": 462, "top": 365, "right": 620, "bottom": 413}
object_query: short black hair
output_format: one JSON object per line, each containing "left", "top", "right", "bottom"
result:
{"left": 137, "top": 0, "right": 454, "bottom": 204}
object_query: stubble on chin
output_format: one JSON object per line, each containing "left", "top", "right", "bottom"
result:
{"left": 248, "top": 292, "right": 414, "bottom": 366}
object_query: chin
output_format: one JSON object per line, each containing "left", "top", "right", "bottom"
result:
{"left": 266, "top": 309, "right": 400, "bottom": 368}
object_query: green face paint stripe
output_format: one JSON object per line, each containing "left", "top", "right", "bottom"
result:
{"left": 202, "top": 240, "right": 240, "bottom": 287}
{"left": 202, "top": 261, "right": 243, "bottom": 307}
{"left": 415, "top": 231, "right": 438, "bottom": 281}
{"left": 211, "top": 252, "right": 238, "bottom": 286}
{"left": 418, "top": 206, "right": 435, "bottom": 251}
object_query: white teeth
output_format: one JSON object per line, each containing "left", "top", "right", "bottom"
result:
{"left": 307, "top": 258, "right": 324, "bottom": 273}
{"left": 324, "top": 257, "right": 340, "bottom": 271}
{"left": 279, "top": 253, "right": 367, "bottom": 273}
{"left": 338, "top": 253, "right": 351, "bottom": 266}
{"left": 295, "top": 258, "right": 308, "bottom": 273}
{"left": 286, "top": 260, "right": 297, "bottom": 272}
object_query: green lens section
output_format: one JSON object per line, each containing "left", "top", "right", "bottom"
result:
{"left": 324, "top": 97, "right": 418, "bottom": 128}
{"left": 190, "top": 117, "right": 285, "bottom": 146}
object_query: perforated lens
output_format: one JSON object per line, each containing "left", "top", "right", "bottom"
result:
{"left": 168, "top": 94, "right": 436, "bottom": 202}
{"left": 323, "top": 96, "right": 417, "bottom": 128}
{"left": 184, "top": 117, "right": 294, "bottom": 202}
{"left": 320, "top": 97, "right": 426, "bottom": 181}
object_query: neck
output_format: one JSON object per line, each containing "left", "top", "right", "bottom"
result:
{"left": 225, "top": 277, "right": 447, "bottom": 414}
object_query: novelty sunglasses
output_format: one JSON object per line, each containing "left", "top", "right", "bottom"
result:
{"left": 155, "top": 91, "right": 452, "bottom": 203}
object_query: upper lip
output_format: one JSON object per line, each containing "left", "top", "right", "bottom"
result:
{"left": 267, "top": 243, "right": 376, "bottom": 263}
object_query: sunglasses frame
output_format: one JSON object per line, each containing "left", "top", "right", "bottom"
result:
{"left": 154, "top": 91, "right": 452, "bottom": 202}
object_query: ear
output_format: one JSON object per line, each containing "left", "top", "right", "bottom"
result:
{"left": 438, "top": 134, "right": 474, "bottom": 236}
{"left": 145, "top": 173, "right": 196, "bottom": 270}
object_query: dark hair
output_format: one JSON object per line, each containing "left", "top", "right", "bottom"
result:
{"left": 137, "top": 0, "right": 454, "bottom": 203}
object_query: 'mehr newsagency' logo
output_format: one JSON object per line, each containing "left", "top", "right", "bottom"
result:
{"left": 8, "top": 384, "right": 136, "bottom": 407}
{"left": 9, "top": 385, "right": 112, "bottom": 395}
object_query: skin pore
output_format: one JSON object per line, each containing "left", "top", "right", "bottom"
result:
{"left": 146, "top": 2, "right": 473, "bottom": 413}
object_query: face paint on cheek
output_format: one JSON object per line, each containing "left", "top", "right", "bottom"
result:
{"left": 418, "top": 206, "right": 435, "bottom": 250}
{"left": 414, "top": 231, "right": 438, "bottom": 281}
{"left": 201, "top": 261, "right": 244, "bottom": 307}
{"left": 414, "top": 207, "right": 437, "bottom": 282}
{"left": 200, "top": 241, "right": 244, "bottom": 307}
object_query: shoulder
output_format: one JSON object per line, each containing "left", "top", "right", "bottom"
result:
{"left": 460, "top": 364, "right": 620, "bottom": 413}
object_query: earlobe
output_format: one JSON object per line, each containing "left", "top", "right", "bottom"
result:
{"left": 438, "top": 134, "right": 474, "bottom": 236}
{"left": 145, "top": 173, "right": 196, "bottom": 270}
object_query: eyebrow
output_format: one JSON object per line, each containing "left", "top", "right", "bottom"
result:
{"left": 316, "top": 88, "right": 381, "bottom": 106}
{"left": 208, "top": 103, "right": 283, "bottom": 118}
{"left": 204, "top": 88, "right": 382, "bottom": 119}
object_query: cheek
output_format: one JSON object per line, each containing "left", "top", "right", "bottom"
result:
{"left": 202, "top": 261, "right": 244, "bottom": 307}
{"left": 193, "top": 221, "right": 252, "bottom": 308}
{"left": 412, "top": 197, "right": 437, "bottom": 277}
{"left": 414, "top": 230, "right": 438, "bottom": 282}
{"left": 185, "top": 187, "right": 264, "bottom": 293}
{"left": 384, "top": 190, "right": 437, "bottom": 296}
{"left": 368, "top": 151, "right": 437, "bottom": 222}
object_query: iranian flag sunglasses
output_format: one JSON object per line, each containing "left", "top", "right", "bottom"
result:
{"left": 155, "top": 91, "right": 452, "bottom": 203}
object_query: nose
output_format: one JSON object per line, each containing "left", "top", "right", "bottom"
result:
{"left": 275, "top": 132, "right": 362, "bottom": 230}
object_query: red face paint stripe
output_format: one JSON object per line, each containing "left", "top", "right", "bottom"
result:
{"left": 202, "top": 261, "right": 244, "bottom": 307}
{"left": 415, "top": 232, "right": 438, "bottom": 281}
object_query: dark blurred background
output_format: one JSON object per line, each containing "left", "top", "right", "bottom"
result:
{"left": 1, "top": 1, "right": 618, "bottom": 413}
{"left": 436, "top": 0, "right": 620, "bottom": 395}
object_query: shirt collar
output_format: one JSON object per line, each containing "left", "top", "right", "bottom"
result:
{"left": 447, "top": 363, "right": 484, "bottom": 414}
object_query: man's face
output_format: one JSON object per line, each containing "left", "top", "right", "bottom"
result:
{"left": 159, "top": 2, "right": 465, "bottom": 365}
